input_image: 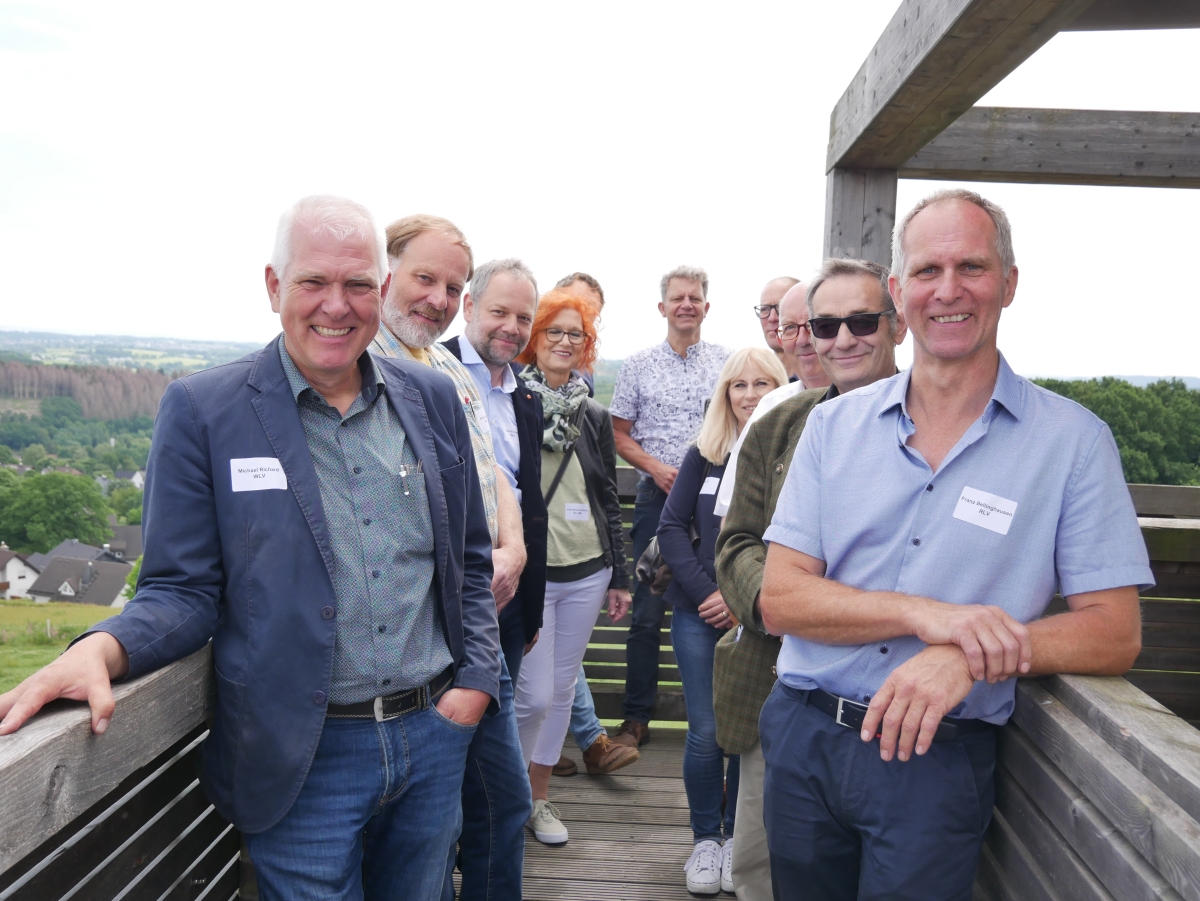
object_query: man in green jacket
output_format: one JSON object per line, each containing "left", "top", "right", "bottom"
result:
{"left": 714, "top": 258, "right": 906, "bottom": 901}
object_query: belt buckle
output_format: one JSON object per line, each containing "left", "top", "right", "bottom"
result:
{"left": 373, "top": 696, "right": 387, "bottom": 722}
{"left": 835, "top": 696, "right": 852, "bottom": 729}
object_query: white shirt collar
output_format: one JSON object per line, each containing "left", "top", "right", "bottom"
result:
{"left": 458, "top": 338, "right": 517, "bottom": 394}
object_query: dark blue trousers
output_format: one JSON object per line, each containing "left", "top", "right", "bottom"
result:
{"left": 445, "top": 603, "right": 531, "bottom": 901}
{"left": 760, "top": 684, "right": 995, "bottom": 901}
{"left": 623, "top": 477, "right": 668, "bottom": 723}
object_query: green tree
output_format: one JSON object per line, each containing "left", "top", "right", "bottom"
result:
{"left": 20, "top": 443, "right": 47, "bottom": 470}
{"left": 123, "top": 555, "right": 142, "bottom": 601}
{"left": 0, "top": 472, "right": 112, "bottom": 553}
{"left": 108, "top": 483, "right": 144, "bottom": 525}
{"left": 0, "top": 444, "right": 15, "bottom": 465}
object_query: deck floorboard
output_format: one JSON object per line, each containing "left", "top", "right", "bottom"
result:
{"left": 521, "top": 730, "right": 703, "bottom": 900}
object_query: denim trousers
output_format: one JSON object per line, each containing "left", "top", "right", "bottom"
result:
{"left": 569, "top": 663, "right": 605, "bottom": 750}
{"left": 445, "top": 602, "right": 531, "bottom": 901}
{"left": 671, "top": 604, "right": 740, "bottom": 842}
{"left": 624, "top": 476, "right": 667, "bottom": 723}
{"left": 244, "top": 704, "right": 476, "bottom": 901}
{"left": 760, "top": 683, "right": 996, "bottom": 901}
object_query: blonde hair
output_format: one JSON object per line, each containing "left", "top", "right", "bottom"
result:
{"left": 385, "top": 214, "right": 474, "bottom": 281}
{"left": 696, "top": 347, "right": 788, "bottom": 465}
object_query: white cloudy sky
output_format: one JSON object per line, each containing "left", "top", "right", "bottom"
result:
{"left": 2, "top": 2, "right": 1198, "bottom": 378}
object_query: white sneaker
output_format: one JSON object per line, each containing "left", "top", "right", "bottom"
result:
{"left": 684, "top": 840, "right": 723, "bottom": 895}
{"left": 526, "top": 798, "right": 568, "bottom": 845}
{"left": 720, "top": 838, "right": 735, "bottom": 893}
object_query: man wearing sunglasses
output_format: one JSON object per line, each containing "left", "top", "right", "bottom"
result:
{"left": 712, "top": 258, "right": 902, "bottom": 901}
{"left": 755, "top": 190, "right": 1151, "bottom": 900}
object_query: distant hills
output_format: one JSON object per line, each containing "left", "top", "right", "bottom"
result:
{"left": 0, "top": 331, "right": 261, "bottom": 372}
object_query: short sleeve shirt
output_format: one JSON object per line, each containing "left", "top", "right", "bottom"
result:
{"left": 609, "top": 339, "right": 732, "bottom": 473}
{"left": 762, "top": 355, "right": 1154, "bottom": 724}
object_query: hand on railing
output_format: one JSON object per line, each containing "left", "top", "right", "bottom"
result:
{"left": 0, "top": 632, "right": 129, "bottom": 736}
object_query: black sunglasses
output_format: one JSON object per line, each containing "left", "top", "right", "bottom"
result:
{"left": 808, "top": 311, "right": 894, "bottom": 340}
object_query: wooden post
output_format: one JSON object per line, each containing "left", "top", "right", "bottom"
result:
{"left": 822, "top": 167, "right": 898, "bottom": 266}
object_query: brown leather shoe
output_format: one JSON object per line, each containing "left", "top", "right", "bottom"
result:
{"left": 612, "top": 719, "right": 650, "bottom": 749}
{"left": 582, "top": 734, "right": 640, "bottom": 775}
{"left": 552, "top": 754, "right": 578, "bottom": 777}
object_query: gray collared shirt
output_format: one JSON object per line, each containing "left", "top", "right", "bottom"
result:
{"left": 278, "top": 338, "right": 452, "bottom": 704}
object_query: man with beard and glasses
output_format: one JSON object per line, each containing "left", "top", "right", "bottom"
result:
{"left": 371, "top": 219, "right": 530, "bottom": 901}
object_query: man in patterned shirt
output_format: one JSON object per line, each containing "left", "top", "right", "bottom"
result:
{"left": 371, "top": 215, "right": 531, "bottom": 901}
{"left": 609, "top": 265, "right": 731, "bottom": 747}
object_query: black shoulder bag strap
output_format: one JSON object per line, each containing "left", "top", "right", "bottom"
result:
{"left": 542, "top": 406, "right": 586, "bottom": 507}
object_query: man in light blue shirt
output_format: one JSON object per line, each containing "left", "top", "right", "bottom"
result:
{"left": 757, "top": 189, "right": 1152, "bottom": 901}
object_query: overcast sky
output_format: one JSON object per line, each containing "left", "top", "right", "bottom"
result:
{"left": 3, "top": 2, "right": 1198, "bottom": 378}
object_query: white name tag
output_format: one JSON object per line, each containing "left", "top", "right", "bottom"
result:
{"left": 230, "top": 457, "right": 288, "bottom": 492}
{"left": 953, "top": 485, "right": 1017, "bottom": 535}
{"left": 564, "top": 503, "right": 590, "bottom": 522}
{"left": 699, "top": 476, "right": 721, "bottom": 496}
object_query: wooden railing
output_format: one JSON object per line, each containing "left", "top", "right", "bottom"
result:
{"left": 0, "top": 477, "right": 1196, "bottom": 899}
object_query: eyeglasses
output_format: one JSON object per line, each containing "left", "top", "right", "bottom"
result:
{"left": 543, "top": 327, "right": 586, "bottom": 346}
{"left": 753, "top": 304, "right": 780, "bottom": 320}
{"left": 776, "top": 322, "right": 810, "bottom": 340}
{"left": 807, "top": 311, "right": 895, "bottom": 340}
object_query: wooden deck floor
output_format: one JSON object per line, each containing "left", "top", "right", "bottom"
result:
{"left": 522, "top": 729, "right": 705, "bottom": 901}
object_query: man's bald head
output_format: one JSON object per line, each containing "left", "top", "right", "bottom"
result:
{"left": 778, "top": 280, "right": 830, "bottom": 388}
{"left": 758, "top": 276, "right": 798, "bottom": 353}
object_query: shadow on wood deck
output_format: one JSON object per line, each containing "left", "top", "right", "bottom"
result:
{"left": 523, "top": 730, "right": 700, "bottom": 901}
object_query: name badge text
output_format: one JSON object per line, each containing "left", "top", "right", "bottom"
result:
{"left": 564, "top": 502, "right": 590, "bottom": 522}
{"left": 953, "top": 485, "right": 1017, "bottom": 536}
{"left": 699, "top": 476, "right": 721, "bottom": 496}
{"left": 231, "top": 457, "right": 288, "bottom": 492}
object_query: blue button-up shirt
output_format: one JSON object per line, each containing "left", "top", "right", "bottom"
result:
{"left": 279, "top": 339, "right": 452, "bottom": 704}
{"left": 763, "top": 355, "right": 1153, "bottom": 724}
{"left": 459, "top": 338, "right": 522, "bottom": 505}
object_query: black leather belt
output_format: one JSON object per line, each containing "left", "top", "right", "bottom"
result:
{"left": 807, "top": 688, "right": 992, "bottom": 743}
{"left": 326, "top": 667, "right": 454, "bottom": 722}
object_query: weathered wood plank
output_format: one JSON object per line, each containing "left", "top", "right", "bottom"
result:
{"left": 982, "top": 806, "right": 1063, "bottom": 901}
{"left": 1140, "top": 519, "right": 1200, "bottom": 565}
{"left": 0, "top": 646, "right": 213, "bottom": 874}
{"left": 1044, "top": 674, "right": 1200, "bottom": 825}
{"left": 827, "top": 0, "right": 1095, "bottom": 170}
{"left": 1011, "top": 680, "right": 1200, "bottom": 900}
{"left": 1142, "top": 599, "right": 1200, "bottom": 626}
{"left": 1130, "top": 484, "right": 1200, "bottom": 519}
{"left": 1063, "top": 0, "right": 1200, "bottom": 30}
{"left": 1136, "top": 648, "right": 1200, "bottom": 673}
{"left": 999, "top": 725, "right": 1183, "bottom": 901}
{"left": 589, "top": 685, "right": 686, "bottom": 723}
{"left": 823, "top": 168, "right": 898, "bottom": 265}
{"left": 901, "top": 107, "right": 1200, "bottom": 188}
{"left": 993, "top": 762, "right": 1117, "bottom": 901}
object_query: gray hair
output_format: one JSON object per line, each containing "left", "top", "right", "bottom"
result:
{"left": 660, "top": 265, "right": 709, "bottom": 302}
{"left": 470, "top": 258, "right": 538, "bottom": 305}
{"left": 270, "top": 195, "right": 387, "bottom": 283}
{"left": 806, "top": 258, "right": 893, "bottom": 316}
{"left": 891, "top": 188, "right": 1015, "bottom": 279}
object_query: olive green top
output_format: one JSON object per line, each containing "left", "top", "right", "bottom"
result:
{"left": 543, "top": 447, "right": 603, "bottom": 569}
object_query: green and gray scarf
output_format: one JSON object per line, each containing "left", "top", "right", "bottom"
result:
{"left": 519, "top": 365, "right": 591, "bottom": 452}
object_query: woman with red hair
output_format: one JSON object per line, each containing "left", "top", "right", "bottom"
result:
{"left": 513, "top": 289, "right": 634, "bottom": 845}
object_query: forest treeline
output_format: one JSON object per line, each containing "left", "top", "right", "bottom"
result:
{"left": 0, "top": 360, "right": 171, "bottom": 420}
{"left": 1033, "top": 377, "right": 1200, "bottom": 486}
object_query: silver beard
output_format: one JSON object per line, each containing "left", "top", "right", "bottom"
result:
{"left": 382, "top": 303, "right": 448, "bottom": 349}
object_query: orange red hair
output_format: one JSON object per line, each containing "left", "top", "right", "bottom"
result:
{"left": 517, "top": 288, "right": 601, "bottom": 374}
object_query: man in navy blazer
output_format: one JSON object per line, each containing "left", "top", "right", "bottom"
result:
{"left": 0, "top": 196, "right": 500, "bottom": 901}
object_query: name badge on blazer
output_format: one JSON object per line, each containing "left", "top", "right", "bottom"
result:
{"left": 231, "top": 457, "right": 288, "bottom": 492}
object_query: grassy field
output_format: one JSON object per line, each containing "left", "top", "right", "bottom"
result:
{"left": 0, "top": 600, "right": 116, "bottom": 693}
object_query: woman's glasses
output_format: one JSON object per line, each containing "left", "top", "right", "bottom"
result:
{"left": 806, "top": 311, "right": 894, "bottom": 340}
{"left": 543, "top": 327, "right": 587, "bottom": 346}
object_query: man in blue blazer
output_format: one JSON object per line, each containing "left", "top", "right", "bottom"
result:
{"left": 0, "top": 196, "right": 500, "bottom": 901}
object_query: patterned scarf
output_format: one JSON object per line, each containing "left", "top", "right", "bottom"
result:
{"left": 519, "top": 365, "right": 591, "bottom": 452}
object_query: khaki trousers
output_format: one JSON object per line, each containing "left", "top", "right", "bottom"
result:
{"left": 731, "top": 740, "right": 773, "bottom": 901}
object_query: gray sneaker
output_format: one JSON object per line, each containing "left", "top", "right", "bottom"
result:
{"left": 721, "top": 838, "right": 735, "bottom": 893}
{"left": 526, "top": 798, "right": 568, "bottom": 845}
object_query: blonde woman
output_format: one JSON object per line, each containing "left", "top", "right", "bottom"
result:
{"left": 656, "top": 346, "right": 787, "bottom": 894}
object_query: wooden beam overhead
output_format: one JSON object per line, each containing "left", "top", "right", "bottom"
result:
{"left": 900, "top": 106, "right": 1200, "bottom": 188}
{"left": 1062, "top": 0, "right": 1200, "bottom": 31}
{"left": 827, "top": 0, "right": 1097, "bottom": 172}
{"left": 823, "top": 168, "right": 898, "bottom": 265}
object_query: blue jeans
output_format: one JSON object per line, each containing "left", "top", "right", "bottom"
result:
{"left": 760, "top": 683, "right": 996, "bottom": 901}
{"left": 624, "top": 476, "right": 667, "bottom": 723}
{"left": 446, "top": 603, "right": 532, "bottom": 901}
{"left": 245, "top": 703, "right": 476, "bottom": 901}
{"left": 672, "top": 605, "right": 739, "bottom": 842}
{"left": 570, "top": 663, "right": 605, "bottom": 750}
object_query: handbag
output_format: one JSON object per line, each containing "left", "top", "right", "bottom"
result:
{"left": 635, "top": 459, "right": 713, "bottom": 596}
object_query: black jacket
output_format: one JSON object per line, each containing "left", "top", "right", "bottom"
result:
{"left": 442, "top": 336, "right": 548, "bottom": 641}
{"left": 562, "top": 398, "right": 630, "bottom": 590}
